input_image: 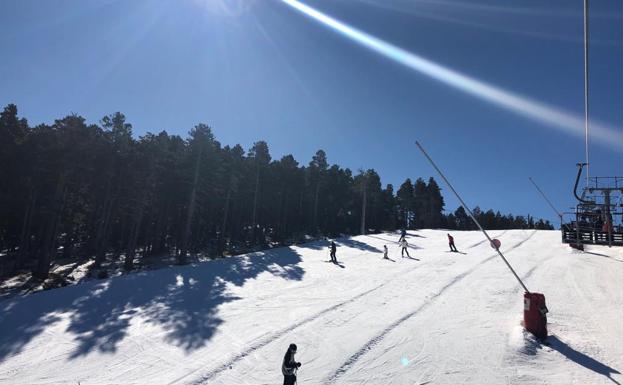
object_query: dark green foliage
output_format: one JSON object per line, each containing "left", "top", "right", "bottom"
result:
{"left": 443, "top": 206, "right": 554, "bottom": 231}
{"left": 0, "top": 105, "right": 554, "bottom": 279}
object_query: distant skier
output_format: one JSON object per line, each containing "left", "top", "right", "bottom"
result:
{"left": 400, "top": 239, "right": 410, "bottom": 258}
{"left": 447, "top": 233, "right": 458, "bottom": 252}
{"left": 330, "top": 241, "right": 337, "bottom": 263}
{"left": 398, "top": 228, "right": 407, "bottom": 242}
{"left": 383, "top": 245, "right": 389, "bottom": 259}
{"left": 282, "top": 343, "right": 301, "bottom": 385}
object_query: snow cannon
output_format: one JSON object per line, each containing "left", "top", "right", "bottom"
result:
{"left": 524, "top": 292, "right": 548, "bottom": 340}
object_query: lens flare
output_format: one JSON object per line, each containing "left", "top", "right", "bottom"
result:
{"left": 193, "top": 0, "right": 252, "bottom": 17}
{"left": 280, "top": 0, "right": 623, "bottom": 150}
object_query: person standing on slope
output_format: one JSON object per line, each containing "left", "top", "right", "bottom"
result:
{"left": 282, "top": 343, "right": 301, "bottom": 385}
{"left": 330, "top": 241, "right": 337, "bottom": 263}
{"left": 383, "top": 244, "right": 389, "bottom": 259}
{"left": 447, "top": 233, "right": 458, "bottom": 252}
{"left": 398, "top": 228, "right": 407, "bottom": 242}
{"left": 400, "top": 238, "right": 410, "bottom": 258}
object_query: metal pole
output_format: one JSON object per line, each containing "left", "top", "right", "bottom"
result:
{"left": 584, "top": 0, "right": 590, "bottom": 186}
{"left": 415, "top": 141, "right": 530, "bottom": 293}
{"left": 528, "top": 177, "right": 563, "bottom": 220}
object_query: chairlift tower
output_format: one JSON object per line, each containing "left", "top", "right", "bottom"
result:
{"left": 560, "top": 1, "right": 623, "bottom": 248}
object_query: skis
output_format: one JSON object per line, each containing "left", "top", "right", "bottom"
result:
{"left": 323, "top": 260, "right": 345, "bottom": 268}
{"left": 446, "top": 250, "right": 467, "bottom": 255}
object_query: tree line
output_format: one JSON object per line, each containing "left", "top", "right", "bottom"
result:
{"left": 0, "top": 104, "right": 553, "bottom": 279}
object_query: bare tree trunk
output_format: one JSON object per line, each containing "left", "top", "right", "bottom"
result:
{"left": 252, "top": 168, "right": 259, "bottom": 226}
{"left": 221, "top": 177, "right": 234, "bottom": 236}
{"left": 94, "top": 179, "right": 114, "bottom": 267}
{"left": 124, "top": 208, "right": 143, "bottom": 271}
{"left": 313, "top": 181, "right": 320, "bottom": 233}
{"left": 360, "top": 187, "right": 367, "bottom": 235}
{"left": 251, "top": 166, "right": 260, "bottom": 244}
{"left": 179, "top": 146, "right": 202, "bottom": 264}
{"left": 299, "top": 191, "right": 304, "bottom": 235}
{"left": 33, "top": 174, "right": 66, "bottom": 280}
{"left": 62, "top": 225, "right": 74, "bottom": 259}
{"left": 152, "top": 199, "right": 169, "bottom": 256}
{"left": 280, "top": 187, "right": 289, "bottom": 242}
{"left": 17, "top": 188, "right": 37, "bottom": 271}
{"left": 219, "top": 177, "right": 234, "bottom": 255}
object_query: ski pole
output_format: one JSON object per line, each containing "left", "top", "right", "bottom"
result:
{"left": 415, "top": 141, "right": 530, "bottom": 293}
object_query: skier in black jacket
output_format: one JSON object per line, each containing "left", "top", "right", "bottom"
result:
{"left": 330, "top": 241, "right": 337, "bottom": 263}
{"left": 398, "top": 228, "right": 407, "bottom": 242}
{"left": 282, "top": 343, "right": 301, "bottom": 385}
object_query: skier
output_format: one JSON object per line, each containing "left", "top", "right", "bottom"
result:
{"left": 330, "top": 241, "right": 337, "bottom": 263}
{"left": 398, "top": 228, "right": 407, "bottom": 242}
{"left": 400, "top": 238, "right": 410, "bottom": 258}
{"left": 282, "top": 343, "right": 301, "bottom": 385}
{"left": 383, "top": 244, "right": 389, "bottom": 259}
{"left": 447, "top": 233, "right": 458, "bottom": 252}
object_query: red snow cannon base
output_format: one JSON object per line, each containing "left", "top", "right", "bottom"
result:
{"left": 524, "top": 292, "right": 548, "bottom": 340}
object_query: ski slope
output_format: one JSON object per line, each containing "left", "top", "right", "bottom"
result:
{"left": 1, "top": 230, "right": 622, "bottom": 385}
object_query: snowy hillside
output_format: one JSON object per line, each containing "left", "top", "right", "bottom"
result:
{"left": 1, "top": 230, "right": 622, "bottom": 385}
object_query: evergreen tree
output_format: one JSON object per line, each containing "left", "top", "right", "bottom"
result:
{"left": 0, "top": 103, "right": 555, "bottom": 280}
{"left": 396, "top": 179, "right": 414, "bottom": 229}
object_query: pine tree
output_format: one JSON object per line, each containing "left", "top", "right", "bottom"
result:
{"left": 396, "top": 179, "right": 414, "bottom": 229}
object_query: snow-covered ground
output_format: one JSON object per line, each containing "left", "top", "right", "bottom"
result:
{"left": 1, "top": 230, "right": 622, "bottom": 385}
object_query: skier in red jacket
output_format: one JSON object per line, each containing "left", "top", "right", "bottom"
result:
{"left": 447, "top": 233, "right": 458, "bottom": 252}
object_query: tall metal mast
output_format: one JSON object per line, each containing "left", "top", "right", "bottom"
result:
{"left": 416, "top": 141, "right": 530, "bottom": 293}
{"left": 528, "top": 177, "right": 563, "bottom": 220}
{"left": 584, "top": 0, "right": 590, "bottom": 186}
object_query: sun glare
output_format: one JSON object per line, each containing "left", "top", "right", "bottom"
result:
{"left": 192, "top": 0, "right": 253, "bottom": 17}
{"left": 280, "top": 0, "right": 623, "bottom": 150}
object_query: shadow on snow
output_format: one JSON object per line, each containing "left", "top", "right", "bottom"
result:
{"left": 336, "top": 238, "right": 382, "bottom": 253}
{"left": 0, "top": 247, "right": 305, "bottom": 362}
{"left": 548, "top": 335, "right": 621, "bottom": 385}
{"left": 582, "top": 250, "right": 623, "bottom": 264}
{"left": 295, "top": 236, "right": 382, "bottom": 253}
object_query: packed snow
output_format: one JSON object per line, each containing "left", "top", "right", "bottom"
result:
{"left": 1, "top": 230, "right": 622, "bottom": 384}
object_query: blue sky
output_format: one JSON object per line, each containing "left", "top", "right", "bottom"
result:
{"left": 1, "top": 0, "right": 622, "bottom": 226}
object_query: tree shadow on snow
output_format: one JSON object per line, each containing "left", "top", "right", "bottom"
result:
{"left": 548, "top": 335, "right": 621, "bottom": 385}
{"left": 364, "top": 234, "right": 401, "bottom": 245}
{"left": 336, "top": 238, "right": 381, "bottom": 253}
{"left": 0, "top": 247, "right": 305, "bottom": 362}
{"left": 296, "top": 237, "right": 382, "bottom": 253}
{"left": 292, "top": 238, "right": 328, "bottom": 251}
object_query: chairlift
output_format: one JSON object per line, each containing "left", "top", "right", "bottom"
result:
{"left": 561, "top": 163, "right": 623, "bottom": 248}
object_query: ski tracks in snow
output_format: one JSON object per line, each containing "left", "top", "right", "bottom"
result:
{"left": 176, "top": 230, "right": 536, "bottom": 385}
{"left": 324, "top": 230, "right": 537, "bottom": 384}
{"left": 176, "top": 234, "right": 438, "bottom": 384}
{"left": 467, "top": 230, "right": 508, "bottom": 249}
{"left": 173, "top": 272, "right": 403, "bottom": 384}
